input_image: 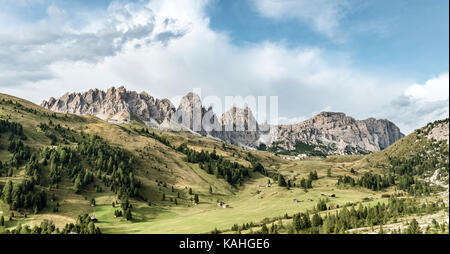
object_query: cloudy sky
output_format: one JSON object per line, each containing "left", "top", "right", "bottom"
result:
{"left": 0, "top": 0, "right": 448, "bottom": 134}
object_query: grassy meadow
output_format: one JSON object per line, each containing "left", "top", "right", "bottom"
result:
{"left": 0, "top": 93, "right": 447, "bottom": 234}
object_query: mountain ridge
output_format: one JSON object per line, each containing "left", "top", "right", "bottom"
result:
{"left": 40, "top": 86, "right": 404, "bottom": 154}
{"left": 270, "top": 111, "right": 404, "bottom": 155}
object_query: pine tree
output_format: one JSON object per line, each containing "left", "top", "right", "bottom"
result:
{"left": 2, "top": 180, "right": 12, "bottom": 204}
{"left": 405, "top": 219, "right": 422, "bottom": 234}
{"left": 194, "top": 194, "right": 199, "bottom": 204}
{"left": 321, "top": 218, "right": 331, "bottom": 234}
{"left": 278, "top": 174, "right": 286, "bottom": 187}
{"left": 73, "top": 175, "right": 82, "bottom": 193}
{"left": 125, "top": 208, "right": 132, "bottom": 221}
{"left": 312, "top": 213, "right": 323, "bottom": 227}
{"left": 260, "top": 224, "right": 269, "bottom": 234}
{"left": 378, "top": 224, "right": 384, "bottom": 234}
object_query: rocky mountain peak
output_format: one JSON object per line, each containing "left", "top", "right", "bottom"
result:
{"left": 40, "top": 86, "right": 175, "bottom": 124}
{"left": 268, "top": 112, "right": 404, "bottom": 154}
{"left": 41, "top": 87, "right": 405, "bottom": 155}
{"left": 317, "top": 111, "right": 346, "bottom": 118}
{"left": 221, "top": 106, "right": 258, "bottom": 131}
{"left": 175, "top": 92, "right": 205, "bottom": 131}
{"left": 178, "top": 92, "right": 202, "bottom": 110}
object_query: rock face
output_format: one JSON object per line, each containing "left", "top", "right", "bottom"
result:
{"left": 174, "top": 92, "right": 208, "bottom": 133}
{"left": 216, "top": 107, "right": 261, "bottom": 147}
{"left": 425, "top": 119, "right": 449, "bottom": 145}
{"left": 40, "top": 87, "right": 176, "bottom": 125}
{"left": 172, "top": 94, "right": 259, "bottom": 146}
{"left": 41, "top": 87, "right": 404, "bottom": 154}
{"left": 266, "top": 112, "right": 404, "bottom": 154}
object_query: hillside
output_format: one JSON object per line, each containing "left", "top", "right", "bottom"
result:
{"left": 1, "top": 93, "right": 448, "bottom": 234}
{"left": 363, "top": 118, "right": 449, "bottom": 191}
{"left": 0, "top": 93, "right": 293, "bottom": 233}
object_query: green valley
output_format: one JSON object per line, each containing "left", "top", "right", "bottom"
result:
{"left": 0, "top": 93, "right": 448, "bottom": 234}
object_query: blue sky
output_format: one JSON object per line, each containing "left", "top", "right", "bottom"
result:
{"left": 0, "top": 0, "right": 448, "bottom": 133}
{"left": 207, "top": 0, "right": 449, "bottom": 83}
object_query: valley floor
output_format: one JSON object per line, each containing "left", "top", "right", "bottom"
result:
{"left": 0, "top": 94, "right": 448, "bottom": 234}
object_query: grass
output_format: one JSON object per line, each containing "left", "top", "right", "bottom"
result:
{"left": 91, "top": 171, "right": 383, "bottom": 234}
{"left": 0, "top": 93, "right": 446, "bottom": 234}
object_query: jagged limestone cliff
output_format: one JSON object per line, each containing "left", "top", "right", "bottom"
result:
{"left": 41, "top": 87, "right": 404, "bottom": 154}
{"left": 265, "top": 112, "right": 404, "bottom": 155}
{"left": 41, "top": 87, "right": 175, "bottom": 125}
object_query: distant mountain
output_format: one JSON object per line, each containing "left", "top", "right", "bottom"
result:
{"left": 40, "top": 87, "right": 176, "bottom": 126}
{"left": 263, "top": 112, "right": 404, "bottom": 155}
{"left": 41, "top": 86, "right": 404, "bottom": 154}
{"left": 215, "top": 106, "right": 261, "bottom": 147}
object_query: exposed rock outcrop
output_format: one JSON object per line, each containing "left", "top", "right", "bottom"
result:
{"left": 41, "top": 87, "right": 405, "bottom": 155}
{"left": 215, "top": 107, "right": 261, "bottom": 147}
{"left": 41, "top": 87, "right": 176, "bottom": 125}
{"left": 262, "top": 112, "right": 404, "bottom": 155}
{"left": 174, "top": 92, "right": 207, "bottom": 133}
{"left": 172, "top": 94, "right": 259, "bottom": 146}
{"left": 425, "top": 119, "right": 449, "bottom": 145}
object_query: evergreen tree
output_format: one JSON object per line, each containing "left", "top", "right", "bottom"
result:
{"left": 88, "top": 221, "right": 95, "bottom": 234}
{"left": 321, "top": 218, "right": 331, "bottom": 234}
{"left": 2, "top": 180, "right": 13, "bottom": 204}
{"left": 311, "top": 213, "right": 323, "bottom": 227}
{"left": 278, "top": 174, "right": 287, "bottom": 187}
{"left": 73, "top": 175, "right": 82, "bottom": 193}
{"left": 260, "top": 224, "right": 269, "bottom": 234}
{"left": 405, "top": 219, "right": 422, "bottom": 234}
{"left": 378, "top": 224, "right": 384, "bottom": 234}
{"left": 194, "top": 194, "right": 199, "bottom": 204}
{"left": 316, "top": 199, "right": 327, "bottom": 211}
{"left": 125, "top": 208, "right": 132, "bottom": 221}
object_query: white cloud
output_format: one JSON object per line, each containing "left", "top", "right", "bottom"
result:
{"left": 0, "top": 0, "right": 186, "bottom": 87}
{"left": 1, "top": 0, "right": 444, "bottom": 135}
{"left": 404, "top": 73, "right": 449, "bottom": 102}
{"left": 250, "top": 0, "right": 350, "bottom": 40}
{"left": 381, "top": 73, "right": 449, "bottom": 134}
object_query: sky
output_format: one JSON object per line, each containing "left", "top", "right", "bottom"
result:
{"left": 0, "top": 0, "right": 448, "bottom": 134}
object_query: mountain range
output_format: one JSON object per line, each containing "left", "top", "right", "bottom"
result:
{"left": 41, "top": 86, "right": 404, "bottom": 155}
